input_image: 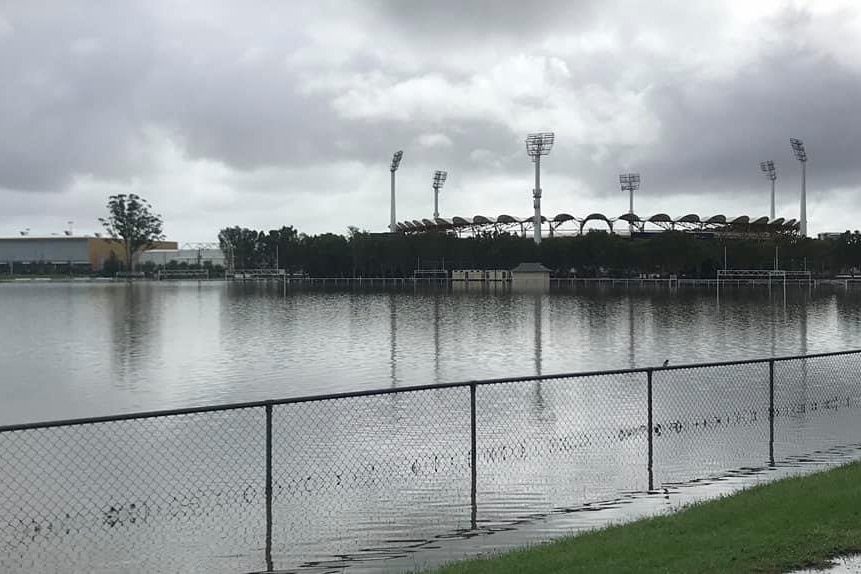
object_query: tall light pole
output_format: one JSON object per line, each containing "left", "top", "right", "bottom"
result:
{"left": 790, "top": 138, "right": 807, "bottom": 236}
{"left": 619, "top": 173, "right": 640, "bottom": 234}
{"left": 526, "top": 132, "right": 555, "bottom": 244}
{"left": 390, "top": 150, "right": 403, "bottom": 233}
{"left": 432, "top": 170, "right": 447, "bottom": 218}
{"left": 759, "top": 160, "right": 777, "bottom": 220}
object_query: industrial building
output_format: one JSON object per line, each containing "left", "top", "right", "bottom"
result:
{"left": 0, "top": 236, "right": 178, "bottom": 273}
{"left": 138, "top": 247, "right": 226, "bottom": 268}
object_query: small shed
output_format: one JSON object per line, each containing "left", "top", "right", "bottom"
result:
{"left": 511, "top": 262, "right": 551, "bottom": 290}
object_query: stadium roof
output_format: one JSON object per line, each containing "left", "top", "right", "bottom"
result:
{"left": 396, "top": 212, "right": 800, "bottom": 236}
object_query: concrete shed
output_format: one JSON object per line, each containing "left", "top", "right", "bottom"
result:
{"left": 511, "top": 262, "right": 551, "bottom": 290}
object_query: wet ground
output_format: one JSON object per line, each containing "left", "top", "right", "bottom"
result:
{"left": 283, "top": 445, "right": 861, "bottom": 573}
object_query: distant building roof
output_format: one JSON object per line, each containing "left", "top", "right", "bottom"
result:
{"left": 511, "top": 262, "right": 551, "bottom": 273}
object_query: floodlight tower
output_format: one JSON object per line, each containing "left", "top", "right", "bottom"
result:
{"left": 790, "top": 138, "right": 807, "bottom": 236}
{"left": 759, "top": 160, "right": 777, "bottom": 220}
{"left": 619, "top": 173, "right": 640, "bottom": 233}
{"left": 525, "top": 132, "right": 555, "bottom": 244}
{"left": 389, "top": 150, "right": 403, "bottom": 233}
{"left": 432, "top": 170, "right": 448, "bottom": 218}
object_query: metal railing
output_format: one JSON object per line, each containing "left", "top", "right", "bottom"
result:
{"left": 2, "top": 350, "right": 861, "bottom": 572}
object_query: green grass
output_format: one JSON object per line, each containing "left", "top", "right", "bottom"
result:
{"left": 434, "top": 461, "right": 861, "bottom": 574}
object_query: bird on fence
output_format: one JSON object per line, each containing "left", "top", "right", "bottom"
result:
{"left": 662, "top": 359, "right": 669, "bottom": 367}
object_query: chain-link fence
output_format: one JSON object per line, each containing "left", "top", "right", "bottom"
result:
{"left": 2, "top": 350, "right": 861, "bottom": 573}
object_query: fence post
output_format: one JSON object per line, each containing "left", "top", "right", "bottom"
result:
{"left": 470, "top": 383, "right": 477, "bottom": 530}
{"left": 769, "top": 360, "right": 775, "bottom": 466}
{"left": 647, "top": 369, "right": 654, "bottom": 492}
{"left": 265, "top": 403, "right": 273, "bottom": 572}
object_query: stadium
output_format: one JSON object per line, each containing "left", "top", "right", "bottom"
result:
{"left": 396, "top": 212, "right": 800, "bottom": 239}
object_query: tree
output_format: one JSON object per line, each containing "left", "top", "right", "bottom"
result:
{"left": 99, "top": 194, "right": 165, "bottom": 271}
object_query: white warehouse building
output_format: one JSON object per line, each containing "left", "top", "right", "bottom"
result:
{"left": 138, "top": 248, "right": 226, "bottom": 268}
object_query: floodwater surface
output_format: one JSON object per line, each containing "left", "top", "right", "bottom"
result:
{"left": 0, "top": 281, "right": 857, "bottom": 424}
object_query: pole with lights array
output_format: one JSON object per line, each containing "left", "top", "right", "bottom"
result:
{"left": 619, "top": 173, "right": 640, "bottom": 234}
{"left": 525, "top": 132, "right": 555, "bottom": 244}
{"left": 759, "top": 160, "right": 777, "bottom": 221}
{"left": 389, "top": 150, "right": 404, "bottom": 233}
{"left": 789, "top": 138, "right": 807, "bottom": 237}
{"left": 432, "top": 170, "right": 448, "bottom": 218}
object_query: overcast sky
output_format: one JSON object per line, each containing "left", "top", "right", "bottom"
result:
{"left": 1, "top": 0, "right": 860, "bottom": 242}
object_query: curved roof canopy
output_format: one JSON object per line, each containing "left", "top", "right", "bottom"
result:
{"left": 582, "top": 213, "right": 611, "bottom": 224}
{"left": 473, "top": 215, "right": 496, "bottom": 224}
{"left": 397, "top": 211, "right": 800, "bottom": 235}
{"left": 647, "top": 213, "right": 672, "bottom": 223}
{"left": 674, "top": 214, "right": 700, "bottom": 223}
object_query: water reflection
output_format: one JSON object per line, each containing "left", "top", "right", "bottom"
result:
{"left": 1, "top": 283, "right": 861, "bottom": 424}
{"left": 389, "top": 292, "right": 397, "bottom": 386}
{"left": 434, "top": 294, "right": 441, "bottom": 384}
{"left": 533, "top": 294, "right": 542, "bottom": 377}
{"left": 108, "top": 285, "right": 156, "bottom": 390}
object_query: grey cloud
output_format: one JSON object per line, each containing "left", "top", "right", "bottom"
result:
{"left": 367, "top": 0, "right": 606, "bottom": 40}
{"left": 1, "top": 0, "right": 861, "bottom": 240}
{"left": 635, "top": 45, "right": 861, "bottom": 201}
{"left": 0, "top": 3, "right": 155, "bottom": 191}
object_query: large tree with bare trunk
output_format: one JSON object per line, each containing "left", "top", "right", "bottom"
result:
{"left": 99, "top": 194, "right": 165, "bottom": 271}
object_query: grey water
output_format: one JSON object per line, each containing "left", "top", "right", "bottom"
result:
{"left": 2, "top": 282, "right": 861, "bottom": 573}
{"left": 0, "top": 281, "right": 857, "bottom": 425}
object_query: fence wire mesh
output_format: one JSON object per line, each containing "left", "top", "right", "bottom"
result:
{"left": 0, "top": 408, "right": 264, "bottom": 573}
{"left": 2, "top": 351, "right": 861, "bottom": 573}
{"left": 653, "top": 362, "right": 770, "bottom": 485}
{"left": 270, "top": 388, "right": 472, "bottom": 567}
{"left": 476, "top": 373, "right": 647, "bottom": 524}
{"left": 775, "top": 353, "right": 861, "bottom": 460}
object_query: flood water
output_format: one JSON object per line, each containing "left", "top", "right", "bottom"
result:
{"left": 2, "top": 282, "right": 861, "bottom": 573}
{"left": 0, "top": 281, "right": 859, "bottom": 425}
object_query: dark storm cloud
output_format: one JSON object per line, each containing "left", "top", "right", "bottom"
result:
{"left": 1, "top": 0, "right": 860, "bottom": 238}
{"left": 635, "top": 29, "right": 861, "bottom": 200}
{"left": 366, "top": 0, "right": 606, "bottom": 40}
{"left": 0, "top": 3, "right": 155, "bottom": 190}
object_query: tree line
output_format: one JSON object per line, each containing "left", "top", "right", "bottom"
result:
{"left": 217, "top": 225, "right": 861, "bottom": 278}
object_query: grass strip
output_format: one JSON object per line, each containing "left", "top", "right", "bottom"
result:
{"left": 434, "top": 461, "right": 861, "bottom": 573}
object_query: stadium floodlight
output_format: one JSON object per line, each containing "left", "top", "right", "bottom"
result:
{"left": 619, "top": 173, "right": 641, "bottom": 233}
{"left": 432, "top": 170, "right": 448, "bottom": 218}
{"left": 759, "top": 160, "right": 777, "bottom": 220}
{"left": 525, "top": 132, "right": 555, "bottom": 244}
{"left": 789, "top": 138, "right": 807, "bottom": 236}
{"left": 389, "top": 150, "right": 404, "bottom": 233}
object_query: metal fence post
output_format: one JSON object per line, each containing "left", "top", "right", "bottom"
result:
{"left": 470, "top": 383, "right": 478, "bottom": 530}
{"left": 647, "top": 369, "right": 654, "bottom": 492}
{"left": 769, "top": 360, "right": 775, "bottom": 466}
{"left": 265, "top": 403, "right": 273, "bottom": 572}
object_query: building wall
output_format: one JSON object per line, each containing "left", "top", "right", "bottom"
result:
{"left": 511, "top": 271, "right": 550, "bottom": 290}
{"left": 0, "top": 238, "right": 90, "bottom": 264}
{"left": 88, "top": 239, "right": 178, "bottom": 270}
{"left": 138, "top": 248, "right": 226, "bottom": 267}
{"left": 0, "top": 237, "right": 178, "bottom": 271}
